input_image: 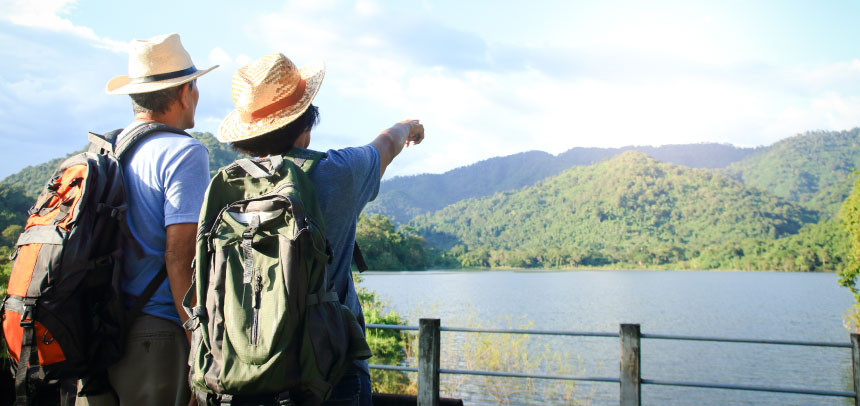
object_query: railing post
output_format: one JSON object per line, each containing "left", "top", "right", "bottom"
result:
{"left": 418, "top": 318, "right": 441, "bottom": 406}
{"left": 852, "top": 333, "right": 860, "bottom": 406}
{"left": 620, "top": 324, "right": 641, "bottom": 406}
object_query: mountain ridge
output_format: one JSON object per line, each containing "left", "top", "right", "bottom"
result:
{"left": 410, "top": 150, "right": 820, "bottom": 268}
{"left": 366, "top": 142, "right": 760, "bottom": 223}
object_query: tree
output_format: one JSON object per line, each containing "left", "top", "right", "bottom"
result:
{"left": 839, "top": 173, "right": 860, "bottom": 330}
{"left": 353, "top": 273, "right": 412, "bottom": 394}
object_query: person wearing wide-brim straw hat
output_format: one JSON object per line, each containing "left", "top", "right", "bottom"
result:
{"left": 106, "top": 33, "right": 217, "bottom": 95}
{"left": 216, "top": 52, "right": 424, "bottom": 405}
{"left": 76, "top": 33, "right": 216, "bottom": 406}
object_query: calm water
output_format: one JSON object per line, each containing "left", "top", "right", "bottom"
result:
{"left": 361, "top": 270, "right": 855, "bottom": 406}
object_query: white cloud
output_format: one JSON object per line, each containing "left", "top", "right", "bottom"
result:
{"left": 207, "top": 47, "right": 252, "bottom": 72}
{"left": 208, "top": 47, "right": 233, "bottom": 68}
{"left": 1, "top": 0, "right": 127, "bottom": 52}
{"left": 354, "top": 0, "right": 380, "bottom": 16}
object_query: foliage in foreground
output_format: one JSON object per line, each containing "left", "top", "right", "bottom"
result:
{"left": 353, "top": 273, "right": 413, "bottom": 394}
{"left": 839, "top": 173, "right": 860, "bottom": 331}
{"left": 436, "top": 315, "right": 587, "bottom": 405}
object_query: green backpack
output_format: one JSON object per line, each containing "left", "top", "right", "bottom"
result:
{"left": 183, "top": 149, "right": 372, "bottom": 405}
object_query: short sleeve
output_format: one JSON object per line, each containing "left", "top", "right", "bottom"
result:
{"left": 162, "top": 142, "right": 210, "bottom": 226}
{"left": 323, "top": 145, "right": 381, "bottom": 209}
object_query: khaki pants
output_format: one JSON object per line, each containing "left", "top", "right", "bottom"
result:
{"left": 76, "top": 315, "right": 191, "bottom": 406}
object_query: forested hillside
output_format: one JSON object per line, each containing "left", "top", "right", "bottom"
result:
{"left": 366, "top": 143, "right": 757, "bottom": 223}
{"left": 723, "top": 128, "right": 860, "bottom": 217}
{"left": 411, "top": 151, "right": 819, "bottom": 268}
{"left": 1, "top": 150, "right": 85, "bottom": 198}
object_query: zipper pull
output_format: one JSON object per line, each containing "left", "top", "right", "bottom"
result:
{"left": 252, "top": 272, "right": 262, "bottom": 309}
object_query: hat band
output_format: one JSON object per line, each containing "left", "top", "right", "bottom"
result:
{"left": 128, "top": 66, "right": 198, "bottom": 84}
{"left": 239, "top": 79, "right": 307, "bottom": 123}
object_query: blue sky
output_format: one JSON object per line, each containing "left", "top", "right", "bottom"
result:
{"left": 2, "top": 0, "right": 860, "bottom": 180}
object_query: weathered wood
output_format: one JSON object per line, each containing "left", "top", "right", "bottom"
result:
{"left": 852, "top": 333, "right": 860, "bottom": 406}
{"left": 620, "top": 324, "right": 641, "bottom": 406}
{"left": 418, "top": 318, "right": 441, "bottom": 406}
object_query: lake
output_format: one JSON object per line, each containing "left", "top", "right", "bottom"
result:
{"left": 360, "top": 270, "right": 856, "bottom": 406}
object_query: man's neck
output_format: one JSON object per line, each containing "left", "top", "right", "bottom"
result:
{"left": 135, "top": 112, "right": 187, "bottom": 129}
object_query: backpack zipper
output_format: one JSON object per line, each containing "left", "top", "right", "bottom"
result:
{"left": 205, "top": 183, "right": 297, "bottom": 251}
{"left": 250, "top": 271, "right": 262, "bottom": 345}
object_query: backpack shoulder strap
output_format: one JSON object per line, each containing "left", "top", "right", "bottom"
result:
{"left": 113, "top": 122, "right": 191, "bottom": 160}
{"left": 232, "top": 155, "right": 284, "bottom": 179}
{"left": 88, "top": 129, "right": 123, "bottom": 155}
{"left": 352, "top": 241, "right": 368, "bottom": 273}
{"left": 284, "top": 147, "right": 326, "bottom": 174}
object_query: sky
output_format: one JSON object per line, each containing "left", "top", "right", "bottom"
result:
{"left": 2, "top": 0, "right": 860, "bottom": 180}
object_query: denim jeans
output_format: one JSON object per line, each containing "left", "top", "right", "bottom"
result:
{"left": 321, "top": 365, "right": 372, "bottom": 406}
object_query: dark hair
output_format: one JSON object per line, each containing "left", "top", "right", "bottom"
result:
{"left": 129, "top": 81, "right": 190, "bottom": 115}
{"left": 231, "top": 104, "right": 320, "bottom": 157}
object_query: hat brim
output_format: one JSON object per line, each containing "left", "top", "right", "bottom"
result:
{"left": 216, "top": 61, "right": 325, "bottom": 144}
{"left": 106, "top": 65, "right": 219, "bottom": 95}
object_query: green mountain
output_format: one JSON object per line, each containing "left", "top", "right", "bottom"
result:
{"left": 366, "top": 143, "right": 757, "bottom": 224}
{"left": 193, "top": 131, "right": 244, "bottom": 174}
{"left": 0, "top": 184, "right": 33, "bottom": 238}
{"left": 1, "top": 150, "right": 84, "bottom": 199}
{"left": 411, "top": 151, "right": 818, "bottom": 268}
{"left": 723, "top": 128, "right": 860, "bottom": 217}
{"left": 366, "top": 150, "right": 560, "bottom": 224}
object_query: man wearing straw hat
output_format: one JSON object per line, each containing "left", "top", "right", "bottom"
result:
{"left": 78, "top": 33, "right": 217, "bottom": 406}
{"left": 217, "top": 52, "right": 424, "bottom": 405}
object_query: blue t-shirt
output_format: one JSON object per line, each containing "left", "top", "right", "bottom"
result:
{"left": 118, "top": 122, "right": 210, "bottom": 324}
{"left": 307, "top": 145, "right": 381, "bottom": 374}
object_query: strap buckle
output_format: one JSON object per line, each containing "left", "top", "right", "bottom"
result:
{"left": 276, "top": 391, "right": 292, "bottom": 406}
{"left": 19, "top": 302, "right": 36, "bottom": 327}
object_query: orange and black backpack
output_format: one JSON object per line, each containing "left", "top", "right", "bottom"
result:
{"left": 1, "top": 123, "right": 190, "bottom": 405}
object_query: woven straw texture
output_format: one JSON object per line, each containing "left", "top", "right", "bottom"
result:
{"left": 217, "top": 53, "right": 324, "bottom": 143}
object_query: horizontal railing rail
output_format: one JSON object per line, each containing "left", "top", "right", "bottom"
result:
{"left": 366, "top": 321, "right": 858, "bottom": 406}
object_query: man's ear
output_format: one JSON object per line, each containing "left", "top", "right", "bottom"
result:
{"left": 181, "top": 82, "right": 192, "bottom": 109}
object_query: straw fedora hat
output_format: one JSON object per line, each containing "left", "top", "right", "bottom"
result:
{"left": 106, "top": 33, "right": 218, "bottom": 95}
{"left": 217, "top": 53, "right": 324, "bottom": 143}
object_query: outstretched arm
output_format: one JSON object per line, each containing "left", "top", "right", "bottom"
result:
{"left": 370, "top": 120, "right": 425, "bottom": 177}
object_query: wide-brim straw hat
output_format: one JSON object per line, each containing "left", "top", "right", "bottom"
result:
{"left": 217, "top": 53, "right": 324, "bottom": 143}
{"left": 106, "top": 33, "right": 217, "bottom": 95}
